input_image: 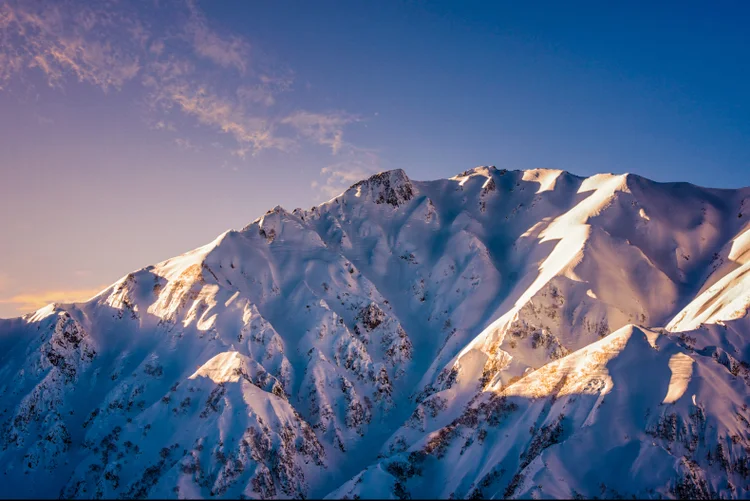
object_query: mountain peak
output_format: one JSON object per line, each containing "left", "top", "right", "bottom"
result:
{"left": 347, "top": 169, "right": 415, "bottom": 207}
{"left": 454, "top": 165, "right": 500, "bottom": 179}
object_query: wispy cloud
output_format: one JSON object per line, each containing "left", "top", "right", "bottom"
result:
{"left": 152, "top": 120, "right": 176, "bottom": 131}
{"left": 147, "top": 79, "right": 293, "bottom": 154}
{"left": 312, "top": 146, "right": 382, "bottom": 200}
{"left": 1, "top": 2, "right": 143, "bottom": 91}
{"left": 281, "top": 111, "right": 360, "bottom": 155}
{"left": 141, "top": 50, "right": 298, "bottom": 155}
{"left": 0, "top": 0, "right": 381, "bottom": 188}
{"left": 0, "top": 5, "right": 25, "bottom": 91}
{"left": 174, "top": 137, "right": 199, "bottom": 151}
{"left": 184, "top": 0, "right": 250, "bottom": 74}
{"left": 0, "top": 286, "right": 106, "bottom": 315}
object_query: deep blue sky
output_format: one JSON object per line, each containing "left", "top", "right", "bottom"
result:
{"left": 205, "top": 0, "right": 750, "bottom": 186}
{"left": 0, "top": 0, "right": 749, "bottom": 316}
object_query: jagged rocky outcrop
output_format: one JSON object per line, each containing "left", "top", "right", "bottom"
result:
{"left": 349, "top": 169, "right": 415, "bottom": 207}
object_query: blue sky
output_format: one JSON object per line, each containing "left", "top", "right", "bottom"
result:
{"left": 0, "top": 0, "right": 749, "bottom": 316}
{"left": 208, "top": 0, "right": 750, "bottom": 183}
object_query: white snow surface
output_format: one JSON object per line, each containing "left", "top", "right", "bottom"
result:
{"left": 2, "top": 166, "right": 750, "bottom": 499}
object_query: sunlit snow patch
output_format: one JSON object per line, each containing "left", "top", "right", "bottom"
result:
{"left": 189, "top": 351, "right": 245, "bottom": 383}
{"left": 662, "top": 352, "right": 694, "bottom": 404}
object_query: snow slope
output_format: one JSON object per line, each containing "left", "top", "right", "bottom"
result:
{"left": 1, "top": 166, "right": 750, "bottom": 499}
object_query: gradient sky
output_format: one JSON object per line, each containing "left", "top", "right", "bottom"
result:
{"left": 1, "top": 0, "right": 749, "bottom": 317}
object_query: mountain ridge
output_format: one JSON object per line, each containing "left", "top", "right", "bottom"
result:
{"left": 2, "top": 166, "right": 750, "bottom": 499}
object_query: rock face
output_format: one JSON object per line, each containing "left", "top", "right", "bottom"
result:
{"left": 1, "top": 166, "right": 750, "bottom": 499}
{"left": 350, "top": 169, "right": 415, "bottom": 207}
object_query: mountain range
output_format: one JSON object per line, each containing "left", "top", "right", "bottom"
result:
{"left": 2, "top": 166, "right": 750, "bottom": 499}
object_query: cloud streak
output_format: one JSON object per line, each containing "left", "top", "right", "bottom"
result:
{"left": 281, "top": 111, "right": 360, "bottom": 155}
{"left": 0, "top": 0, "right": 380, "bottom": 195}
{"left": 148, "top": 79, "right": 289, "bottom": 153}
{"left": 312, "top": 146, "right": 382, "bottom": 200}
{"left": 184, "top": 1, "right": 250, "bottom": 74}
{"left": 1, "top": 2, "right": 143, "bottom": 91}
{"left": 174, "top": 137, "right": 200, "bottom": 151}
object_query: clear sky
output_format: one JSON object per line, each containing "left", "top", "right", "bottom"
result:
{"left": 1, "top": 0, "right": 749, "bottom": 317}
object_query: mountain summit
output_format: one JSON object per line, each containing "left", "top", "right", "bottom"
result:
{"left": 347, "top": 169, "right": 415, "bottom": 207}
{"left": 2, "top": 167, "right": 750, "bottom": 499}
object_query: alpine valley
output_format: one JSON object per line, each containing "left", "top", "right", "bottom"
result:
{"left": 3, "top": 166, "right": 750, "bottom": 500}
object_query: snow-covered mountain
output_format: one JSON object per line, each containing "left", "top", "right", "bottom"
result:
{"left": 2, "top": 166, "right": 750, "bottom": 499}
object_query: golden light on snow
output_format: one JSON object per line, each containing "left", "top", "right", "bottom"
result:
{"left": 729, "top": 228, "right": 750, "bottom": 262}
{"left": 189, "top": 351, "right": 244, "bottom": 383}
{"left": 662, "top": 352, "right": 694, "bottom": 404}
{"left": 521, "top": 168, "right": 564, "bottom": 193}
